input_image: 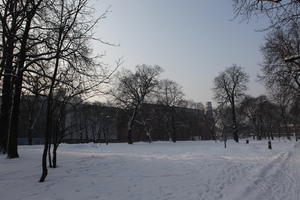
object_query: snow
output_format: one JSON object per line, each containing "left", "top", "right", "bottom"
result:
{"left": 1, "top": 140, "right": 300, "bottom": 200}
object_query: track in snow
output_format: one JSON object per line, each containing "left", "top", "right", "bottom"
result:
{"left": 233, "top": 143, "right": 300, "bottom": 200}
{"left": 1, "top": 140, "right": 300, "bottom": 200}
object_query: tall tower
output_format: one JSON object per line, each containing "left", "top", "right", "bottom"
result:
{"left": 205, "top": 102, "right": 213, "bottom": 119}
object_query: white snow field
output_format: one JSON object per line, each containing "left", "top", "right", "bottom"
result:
{"left": 1, "top": 140, "right": 300, "bottom": 200}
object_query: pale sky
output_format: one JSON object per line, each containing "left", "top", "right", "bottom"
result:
{"left": 92, "top": 0, "right": 268, "bottom": 104}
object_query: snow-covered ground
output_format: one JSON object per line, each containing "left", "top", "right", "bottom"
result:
{"left": 1, "top": 140, "right": 300, "bottom": 200}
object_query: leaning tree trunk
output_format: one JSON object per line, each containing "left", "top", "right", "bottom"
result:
{"left": 52, "top": 104, "right": 65, "bottom": 168}
{"left": 40, "top": 44, "right": 61, "bottom": 183}
{"left": 39, "top": 95, "right": 52, "bottom": 182}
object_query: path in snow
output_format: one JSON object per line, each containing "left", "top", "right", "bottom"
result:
{"left": 233, "top": 142, "right": 300, "bottom": 200}
{"left": 0, "top": 140, "right": 299, "bottom": 200}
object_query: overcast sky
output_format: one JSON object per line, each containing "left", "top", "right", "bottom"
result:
{"left": 92, "top": 0, "right": 268, "bottom": 104}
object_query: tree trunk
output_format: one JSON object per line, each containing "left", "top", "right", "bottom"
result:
{"left": 171, "top": 106, "right": 176, "bottom": 143}
{"left": 7, "top": 9, "right": 35, "bottom": 158}
{"left": 7, "top": 72, "right": 23, "bottom": 158}
{"left": 48, "top": 142, "right": 53, "bottom": 168}
{"left": 40, "top": 80, "right": 55, "bottom": 182}
{"left": 145, "top": 126, "right": 152, "bottom": 143}
{"left": 0, "top": 75, "right": 13, "bottom": 154}
{"left": 0, "top": 35, "right": 15, "bottom": 154}
{"left": 27, "top": 97, "right": 45, "bottom": 145}
{"left": 279, "top": 125, "right": 282, "bottom": 139}
{"left": 28, "top": 128, "right": 33, "bottom": 145}
{"left": 127, "top": 107, "right": 138, "bottom": 144}
{"left": 104, "top": 127, "right": 108, "bottom": 145}
{"left": 127, "top": 129, "right": 133, "bottom": 144}
{"left": 40, "top": 0, "right": 65, "bottom": 182}
{"left": 85, "top": 126, "right": 89, "bottom": 143}
{"left": 92, "top": 125, "right": 96, "bottom": 142}
{"left": 52, "top": 144, "right": 58, "bottom": 168}
{"left": 280, "top": 106, "right": 290, "bottom": 140}
{"left": 224, "top": 137, "right": 227, "bottom": 149}
{"left": 284, "top": 120, "right": 290, "bottom": 140}
{"left": 80, "top": 132, "right": 83, "bottom": 143}
{"left": 294, "top": 124, "right": 298, "bottom": 141}
{"left": 146, "top": 132, "right": 152, "bottom": 143}
{"left": 231, "top": 101, "right": 238, "bottom": 142}
{"left": 40, "top": 42, "right": 62, "bottom": 183}
{"left": 268, "top": 140, "right": 272, "bottom": 150}
{"left": 40, "top": 98, "right": 52, "bottom": 182}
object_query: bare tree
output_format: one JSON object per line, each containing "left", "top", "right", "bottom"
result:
{"left": 1, "top": 0, "right": 56, "bottom": 156}
{"left": 213, "top": 64, "right": 249, "bottom": 142}
{"left": 0, "top": 0, "right": 44, "bottom": 154}
{"left": 156, "top": 79, "right": 184, "bottom": 142}
{"left": 215, "top": 104, "right": 232, "bottom": 148}
{"left": 135, "top": 106, "right": 156, "bottom": 143}
{"left": 261, "top": 22, "right": 300, "bottom": 94}
{"left": 112, "top": 64, "right": 162, "bottom": 144}
{"left": 38, "top": 0, "right": 113, "bottom": 182}
{"left": 7, "top": 0, "right": 46, "bottom": 158}
{"left": 0, "top": 0, "right": 21, "bottom": 153}
{"left": 270, "top": 86, "right": 293, "bottom": 139}
{"left": 233, "top": 0, "right": 300, "bottom": 29}
{"left": 240, "top": 95, "right": 279, "bottom": 139}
